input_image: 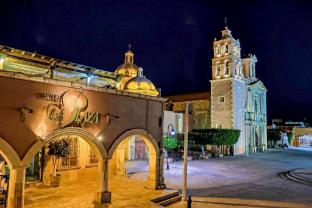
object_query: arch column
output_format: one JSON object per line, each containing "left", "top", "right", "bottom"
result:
{"left": 96, "top": 159, "right": 111, "bottom": 204}
{"left": 115, "top": 147, "right": 126, "bottom": 176}
{"left": 146, "top": 150, "right": 165, "bottom": 190}
{"left": 7, "top": 166, "right": 26, "bottom": 208}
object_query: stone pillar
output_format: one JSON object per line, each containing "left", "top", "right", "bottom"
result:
{"left": 7, "top": 166, "right": 26, "bottom": 208}
{"left": 158, "top": 151, "right": 165, "bottom": 189}
{"left": 263, "top": 124, "right": 268, "bottom": 150}
{"left": 146, "top": 152, "right": 157, "bottom": 189}
{"left": 115, "top": 147, "right": 126, "bottom": 177}
{"left": 96, "top": 159, "right": 111, "bottom": 204}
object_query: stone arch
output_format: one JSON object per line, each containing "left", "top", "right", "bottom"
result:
{"left": 108, "top": 129, "right": 159, "bottom": 158}
{"left": 22, "top": 127, "right": 107, "bottom": 167}
{"left": 108, "top": 129, "right": 161, "bottom": 189}
{"left": 0, "top": 136, "right": 21, "bottom": 168}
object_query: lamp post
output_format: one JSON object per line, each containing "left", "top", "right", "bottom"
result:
{"left": 166, "top": 124, "right": 175, "bottom": 170}
{"left": 182, "top": 101, "right": 189, "bottom": 201}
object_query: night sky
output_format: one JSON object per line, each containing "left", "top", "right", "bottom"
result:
{"left": 1, "top": 0, "right": 312, "bottom": 122}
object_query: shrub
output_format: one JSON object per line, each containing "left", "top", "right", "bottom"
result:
{"left": 163, "top": 136, "right": 178, "bottom": 149}
{"left": 188, "top": 128, "right": 240, "bottom": 146}
{"left": 287, "top": 132, "right": 294, "bottom": 145}
{"left": 267, "top": 129, "right": 281, "bottom": 147}
{"left": 176, "top": 133, "right": 196, "bottom": 150}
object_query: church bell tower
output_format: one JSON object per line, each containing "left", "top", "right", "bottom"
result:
{"left": 210, "top": 25, "right": 246, "bottom": 155}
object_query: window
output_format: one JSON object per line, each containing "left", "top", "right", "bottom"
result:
{"left": 217, "top": 45, "right": 221, "bottom": 55}
{"left": 194, "top": 111, "right": 208, "bottom": 129}
{"left": 237, "top": 49, "right": 240, "bottom": 57}
{"left": 218, "top": 96, "right": 225, "bottom": 103}
{"left": 60, "top": 137, "right": 79, "bottom": 169}
{"left": 224, "top": 61, "right": 229, "bottom": 75}
{"left": 225, "top": 44, "right": 229, "bottom": 53}
{"left": 216, "top": 64, "right": 221, "bottom": 77}
{"left": 235, "top": 64, "right": 240, "bottom": 77}
{"left": 88, "top": 145, "right": 98, "bottom": 166}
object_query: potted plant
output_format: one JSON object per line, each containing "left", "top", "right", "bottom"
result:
{"left": 47, "top": 138, "right": 70, "bottom": 187}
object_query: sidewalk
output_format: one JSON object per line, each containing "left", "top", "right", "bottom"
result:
{"left": 169, "top": 197, "right": 312, "bottom": 208}
{"left": 288, "top": 146, "right": 312, "bottom": 152}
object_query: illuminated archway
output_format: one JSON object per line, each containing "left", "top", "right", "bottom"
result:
{"left": 0, "top": 137, "right": 23, "bottom": 208}
{"left": 22, "top": 127, "right": 107, "bottom": 166}
{"left": 0, "top": 137, "right": 21, "bottom": 168}
{"left": 108, "top": 129, "right": 160, "bottom": 189}
{"left": 22, "top": 127, "right": 108, "bottom": 208}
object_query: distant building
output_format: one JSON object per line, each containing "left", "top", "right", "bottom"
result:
{"left": 268, "top": 119, "right": 309, "bottom": 131}
{"left": 268, "top": 119, "right": 312, "bottom": 148}
{"left": 166, "top": 26, "right": 268, "bottom": 155}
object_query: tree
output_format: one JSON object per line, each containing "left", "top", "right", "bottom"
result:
{"left": 188, "top": 129, "right": 240, "bottom": 146}
{"left": 287, "top": 131, "right": 294, "bottom": 146}
{"left": 47, "top": 139, "right": 70, "bottom": 177}
{"left": 267, "top": 129, "right": 281, "bottom": 147}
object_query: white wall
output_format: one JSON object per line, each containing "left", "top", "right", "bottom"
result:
{"left": 163, "top": 111, "right": 184, "bottom": 135}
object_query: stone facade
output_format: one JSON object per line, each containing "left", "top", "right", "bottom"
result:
{"left": 166, "top": 92, "right": 211, "bottom": 130}
{"left": 166, "top": 26, "right": 267, "bottom": 155}
{"left": 211, "top": 26, "right": 267, "bottom": 155}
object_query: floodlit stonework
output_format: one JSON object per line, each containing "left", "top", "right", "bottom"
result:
{"left": 211, "top": 26, "right": 267, "bottom": 155}
{"left": 166, "top": 26, "right": 267, "bottom": 155}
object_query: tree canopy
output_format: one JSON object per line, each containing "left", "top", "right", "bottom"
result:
{"left": 189, "top": 129, "right": 240, "bottom": 146}
{"left": 267, "top": 129, "right": 281, "bottom": 142}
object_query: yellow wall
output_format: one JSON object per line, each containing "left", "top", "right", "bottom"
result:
{"left": 43, "top": 137, "right": 99, "bottom": 185}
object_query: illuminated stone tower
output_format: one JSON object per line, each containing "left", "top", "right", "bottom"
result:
{"left": 210, "top": 26, "right": 246, "bottom": 155}
{"left": 210, "top": 25, "right": 267, "bottom": 155}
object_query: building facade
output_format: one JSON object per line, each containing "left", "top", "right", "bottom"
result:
{"left": 166, "top": 26, "right": 267, "bottom": 155}
{"left": 0, "top": 44, "right": 165, "bottom": 208}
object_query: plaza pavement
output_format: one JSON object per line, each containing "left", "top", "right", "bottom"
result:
{"left": 24, "top": 172, "right": 166, "bottom": 208}
{"left": 25, "top": 149, "right": 312, "bottom": 208}
{"left": 128, "top": 149, "right": 312, "bottom": 207}
{"left": 164, "top": 148, "right": 312, "bottom": 208}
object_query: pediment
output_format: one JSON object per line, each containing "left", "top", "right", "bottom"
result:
{"left": 248, "top": 80, "right": 267, "bottom": 91}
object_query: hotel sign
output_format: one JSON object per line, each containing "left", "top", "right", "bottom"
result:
{"left": 42, "top": 90, "right": 100, "bottom": 127}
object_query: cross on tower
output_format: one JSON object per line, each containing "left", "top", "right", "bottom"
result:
{"left": 224, "top": 17, "right": 228, "bottom": 27}
{"left": 128, "top": 43, "right": 131, "bottom": 50}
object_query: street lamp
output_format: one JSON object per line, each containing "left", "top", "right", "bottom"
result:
{"left": 166, "top": 124, "right": 175, "bottom": 170}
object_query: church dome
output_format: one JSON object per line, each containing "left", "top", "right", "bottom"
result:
{"left": 115, "top": 50, "right": 139, "bottom": 77}
{"left": 124, "top": 68, "right": 159, "bottom": 96}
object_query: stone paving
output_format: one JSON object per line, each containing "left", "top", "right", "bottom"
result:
{"left": 24, "top": 169, "right": 166, "bottom": 208}
{"left": 165, "top": 149, "right": 312, "bottom": 208}
{"left": 24, "top": 149, "right": 312, "bottom": 208}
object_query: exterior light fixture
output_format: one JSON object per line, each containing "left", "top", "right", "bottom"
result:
{"left": 0, "top": 57, "right": 4, "bottom": 69}
{"left": 87, "top": 76, "right": 92, "bottom": 85}
{"left": 98, "top": 135, "right": 104, "bottom": 141}
{"left": 166, "top": 124, "right": 175, "bottom": 170}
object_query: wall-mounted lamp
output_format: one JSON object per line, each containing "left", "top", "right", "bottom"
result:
{"left": 20, "top": 107, "right": 33, "bottom": 122}
{"left": 98, "top": 135, "right": 104, "bottom": 141}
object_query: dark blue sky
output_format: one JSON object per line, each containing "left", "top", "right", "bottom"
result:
{"left": 1, "top": 0, "right": 312, "bottom": 122}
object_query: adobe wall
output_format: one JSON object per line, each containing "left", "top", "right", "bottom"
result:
{"left": 0, "top": 76, "right": 164, "bottom": 161}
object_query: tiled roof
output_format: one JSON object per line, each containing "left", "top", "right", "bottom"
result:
{"left": 165, "top": 91, "right": 210, "bottom": 102}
